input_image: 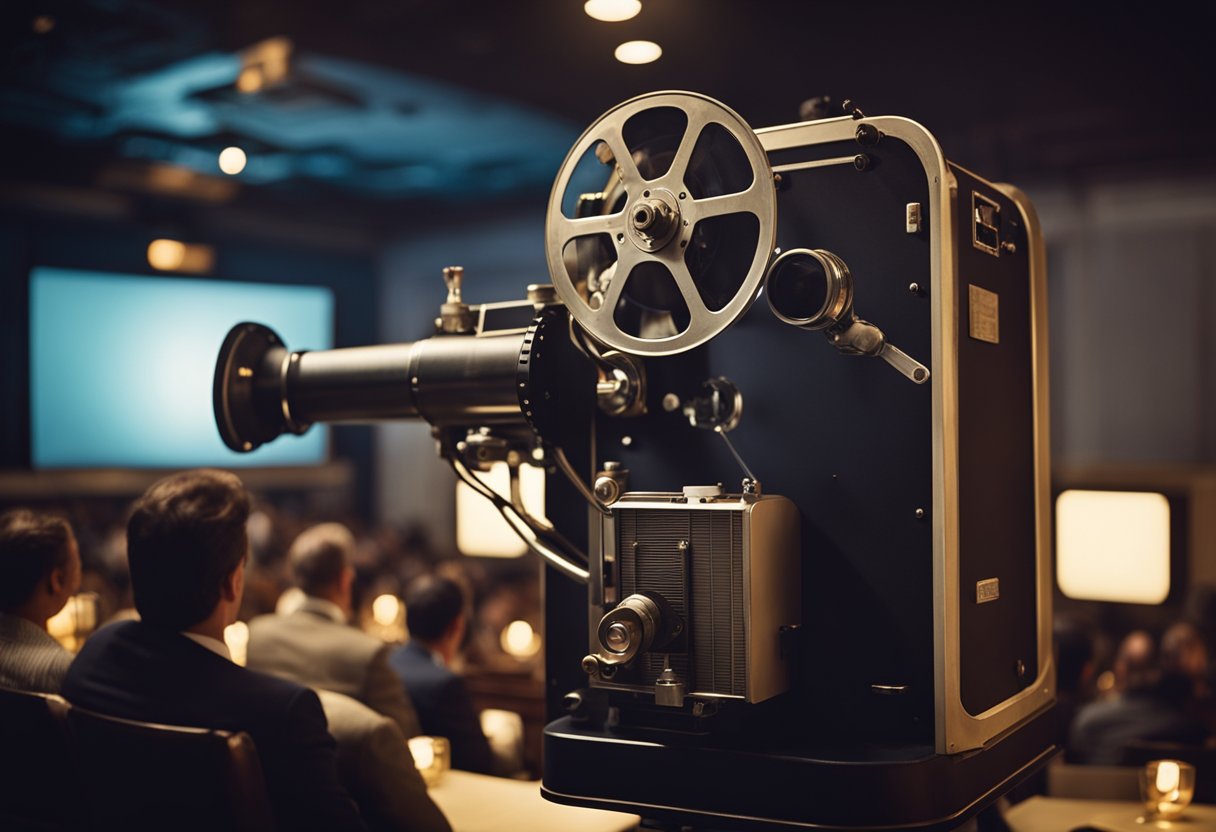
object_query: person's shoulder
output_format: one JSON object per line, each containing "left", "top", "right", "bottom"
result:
{"left": 316, "top": 689, "right": 388, "bottom": 740}
{"left": 1072, "top": 695, "right": 1130, "bottom": 731}
{"left": 71, "top": 618, "right": 145, "bottom": 662}
{"left": 237, "top": 660, "right": 319, "bottom": 700}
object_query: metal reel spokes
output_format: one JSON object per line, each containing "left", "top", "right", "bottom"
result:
{"left": 546, "top": 91, "right": 777, "bottom": 356}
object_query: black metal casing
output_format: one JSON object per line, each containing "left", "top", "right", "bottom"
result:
{"left": 541, "top": 115, "right": 1055, "bottom": 828}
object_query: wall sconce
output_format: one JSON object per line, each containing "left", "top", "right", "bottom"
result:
{"left": 455, "top": 461, "right": 545, "bottom": 557}
{"left": 1056, "top": 489, "right": 1170, "bottom": 604}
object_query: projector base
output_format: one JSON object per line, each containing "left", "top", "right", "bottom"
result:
{"left": 542, "top": 707, "right": 1057, "bottom": 830}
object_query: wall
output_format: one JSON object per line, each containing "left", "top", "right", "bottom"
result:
{"left": 1031, "top": 174, "right": 1216, "bottom": 466}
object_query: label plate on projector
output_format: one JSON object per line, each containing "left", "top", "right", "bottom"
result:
{"left": 976, "top": 578, "right": 1000, "bottom": 604}
{"left": 968, "top": 284, "right": 1000, "bottom": 344}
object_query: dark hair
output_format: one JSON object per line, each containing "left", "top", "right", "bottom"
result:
{"left": 405, "top": 575, "right": 464, "bottom": 642}
{"left": 289, "top": 523, "right": 353, "bottom": 596}
{"left": 127, "top": 469, "right": 249, "bottom": 630}
{"left": 1053, "top": 613, "right": 1095, "bottom": 694}
{"left": 0, "top": 509, "right": 74, "bottom": 612}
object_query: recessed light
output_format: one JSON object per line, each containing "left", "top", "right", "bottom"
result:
{"left": 614, "top": 40, "right": 662, "bottom": 65}
{"left": 585, "top": 0, "right": 641, "bottom": 22}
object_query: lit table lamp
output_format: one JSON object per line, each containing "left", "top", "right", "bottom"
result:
{"left": 1141, "top": 759, "right": 1196, "bottom": 821}
{"left": 408, "top": 736, "right": 451, "bottom": 787}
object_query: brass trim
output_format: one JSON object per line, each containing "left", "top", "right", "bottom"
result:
{"left": 755, "top": 118, "right": 1054, "bottom": 754}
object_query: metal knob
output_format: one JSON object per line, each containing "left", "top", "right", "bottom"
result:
{"left": 605, "top": 622, "right": 632, "bottom": 652}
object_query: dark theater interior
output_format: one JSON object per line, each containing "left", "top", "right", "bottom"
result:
{"left": 2, "top": 2, "right": 1215, "bottom": 830}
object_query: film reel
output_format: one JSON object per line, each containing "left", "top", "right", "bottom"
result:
{"left": 545, "top": 91, "right": 777, "bottom": 356}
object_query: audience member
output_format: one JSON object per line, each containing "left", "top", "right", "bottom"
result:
{"left": 318, "top": 690, "right": 452, "bottom": 832}
{"left": 62, "top": 469, "right": 365, "bottom": 830}
{"left": 247, "top": 522, "right": 421, "bottom": 737}
{"left": 1069, "top": 628, "right": 1208, "bottom": 764}
{"left": 0, "top": 509, "right": 81, "bottom": 692}
{"left": 1053, "top": 613, "right": 1096, "bottom": 759}
{"left": 1161, "top": 621, "right": 1209, "bottom": 696}
{"left": 390, "top": 575, "right": 495, "bottom": 775}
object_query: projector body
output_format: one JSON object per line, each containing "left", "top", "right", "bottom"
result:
{"left": 214, "top": 93, "right": 1056, "bottom": 829}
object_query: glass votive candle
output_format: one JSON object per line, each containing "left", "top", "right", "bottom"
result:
{"left": 408, "top": 735, "right": 451, "bottom": 787}
{"left": 1140, "top": 759, "right": 1196, "bottom": 821}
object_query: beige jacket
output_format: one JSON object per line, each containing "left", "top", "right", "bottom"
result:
{"left": 247, "top": 598, "right": 420, "bottom": 738}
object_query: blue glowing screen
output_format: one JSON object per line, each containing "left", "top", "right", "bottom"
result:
{"left": 30, "top": 267, "right": 333, "bottom": 468}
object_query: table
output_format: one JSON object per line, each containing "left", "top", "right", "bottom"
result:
{"left": 1006, "top": 796, "right": 1216, "bottom": 831}
{"left": 428, "top": 770, "right": 640, "bottom": 832}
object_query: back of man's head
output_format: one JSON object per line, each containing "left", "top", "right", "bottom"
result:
{"left": 405, "top": 576, "right": 464, "bottom": 643}
{"left": 0, "top": 509, "right": 74, "bottom": 613}
{"left": 127, "top": 469, "right": 249, "bottom": 630}
{"left": 289, "top": 523, "right": 354, "bottom": 597}
{"left": 1114, "top": 629, "right": 1158, "bottom": 693}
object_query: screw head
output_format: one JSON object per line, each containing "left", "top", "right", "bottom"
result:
{"left": 915, "top": 508, "right": 925, "bottom": 519}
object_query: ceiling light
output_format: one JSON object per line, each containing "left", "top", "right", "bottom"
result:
{"left": 614, "top": 40, "right": 662, "bottom": 65}
{"left": 585, "top": 0, "right": 641, "bottom": 22}
{"left": 218, "top": 146, "right": 247, "bottom": 175}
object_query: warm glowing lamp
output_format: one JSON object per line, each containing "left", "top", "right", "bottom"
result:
{"left": 614, "top": 40, "right": 662, "bottom": 64}
{"left": 408, "top": 736, "right": 450, "bottom": 786}
{"left": 455, "top": 462, "right": 545, "bottom": 557}
{"left": 500, "top": 619, "right": 542, "bottom": 659}
{"left": 372, "top": 594, "right": 401, "bottom": 627}
{"left": 584, "top": 0, "right": 641, "bottom": 22}
{"left": 146, "top": 238, "right": 215, "bottom": 274}
{"left": 218, "top": 146, "right": 247, "bottom": 175}
{"left": 224, "top": 620, "right": 250, "bottom": 666}
{"left": 1056, "top": 490, "right": 1170, "bottom": 604}
{"left": 1140, "top": 759, "right": 1195, "bottom": 820}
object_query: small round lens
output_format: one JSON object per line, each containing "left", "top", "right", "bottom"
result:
{"left": 766, "top": 251, "right": 829, "bottom": 323}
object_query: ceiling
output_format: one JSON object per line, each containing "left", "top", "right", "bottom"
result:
{"left": 2, "top": 0, "right": 1213, "bottom": 233}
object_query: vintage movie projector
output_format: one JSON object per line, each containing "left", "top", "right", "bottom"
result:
{"left": 214, "top": 91, "right": 1055, "bottom": 829}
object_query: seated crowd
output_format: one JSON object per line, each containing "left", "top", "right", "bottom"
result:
{"left": 8, "top": 467, "right": 1215, "bottom": 825}
{"left": 0, "top": 468, "right": 523, "bottom": 831}
{"left": 1062, "top": 615, "right": 1214, "bottom": 765}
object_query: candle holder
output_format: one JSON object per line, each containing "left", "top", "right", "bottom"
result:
{"left": 407, "top": 735, "right": 451, "bottom": 787}
{"left": 1140, "top": 759, "right": 1196, "bottom": 821}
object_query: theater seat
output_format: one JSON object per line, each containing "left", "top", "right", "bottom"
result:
{"left": 65, "top": 703, "right": 276, "bottom": 831}
{"left": 0, "top": 686, "right": 75, "bottom": 831}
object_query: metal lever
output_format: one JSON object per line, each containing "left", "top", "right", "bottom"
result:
{"left": 764, "top": 249, "right": 930, "bottom": 385}
{"left": 830, "top": 319, "right": 930, "bottom": 385}
{"left": 878, "top": 342, "right": 930, "bottom": 384}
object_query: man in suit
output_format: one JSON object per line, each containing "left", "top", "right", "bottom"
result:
{"left": 389, "top": 576, "right": 495, "bottom": 775}
{"left": 247, "top": 522, "right": 420, "bottom": 738}
{"left": 318, "top": 690, "right": 452, "bottom": 832}
{"left": 63, "top": 469, "right": 365, "bottom": 831}
{"left": 0, "top": 508, "right": 80, "bottom": 693}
